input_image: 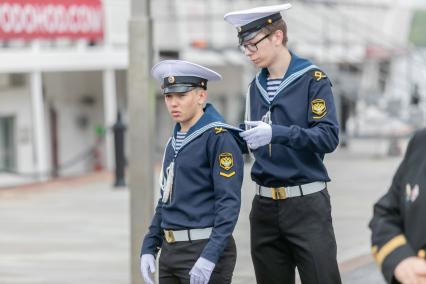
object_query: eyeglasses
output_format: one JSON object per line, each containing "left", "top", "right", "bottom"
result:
{"left": 239, "top": 33, "right": 271, "bottom": 53}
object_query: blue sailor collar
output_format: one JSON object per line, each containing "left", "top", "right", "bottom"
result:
{"left": 255, "top": 51, "right": 318, "bottom": 103}
{"left": 170, "top": 103, "right": 243, "bottom": 155}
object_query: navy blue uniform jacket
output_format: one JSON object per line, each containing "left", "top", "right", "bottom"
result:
{"left": 247, "top": 52, "right": 339, "bottom": 187}
{"left": 141, "top": 104, "right": 244, "bottom": 264}
{"left": 370, "top": 129, "right": 426, "bottom": 284}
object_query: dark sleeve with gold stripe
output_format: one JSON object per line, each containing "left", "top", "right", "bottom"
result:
{"left": 369, "top": 136, "right": 418, "bottom": 284}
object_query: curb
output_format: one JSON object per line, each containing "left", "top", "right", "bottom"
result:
{"left": 0, "top": 171, "right": 113, "bottom": 192}
{"left": 339, "top": 253, "right": 375, "bottom": 273}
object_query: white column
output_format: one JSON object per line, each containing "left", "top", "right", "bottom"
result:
{"left": 102, "top": 69, "right": 117, "bottom": 170}
{"left": 30, "top": 71, "right": 48, "bottom": 181}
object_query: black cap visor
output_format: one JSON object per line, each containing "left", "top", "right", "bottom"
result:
{"left": 240, "top": 30, "right": 261, "bottom": 45}
{"left": 163, "top": 84, "right": 196, "bottom": 94}
{"left": 237, "top": 13, "right": 282, "bottom": 44}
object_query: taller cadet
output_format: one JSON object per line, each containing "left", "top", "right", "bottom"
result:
{"left": 139, "top": 60, "right": 244, "bottom": 284}
{"left": 224, "top": 4, "right": 341, "bottom": 284}
{"left": 369, "top": 129, "right": 426, "bottom": 284}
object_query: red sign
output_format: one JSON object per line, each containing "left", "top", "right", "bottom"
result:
{"left": 0, "top": 0, "right": 103, "bottom": 41}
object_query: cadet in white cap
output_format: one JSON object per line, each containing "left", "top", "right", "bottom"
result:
{"left": 225, "top": 4, "right": 342, "bottom": 284}
{"left": 139, "top": 60, "right": 244, "bottom": 284}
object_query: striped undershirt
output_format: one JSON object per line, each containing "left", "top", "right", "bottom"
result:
{"left": 266, "top": 77, "right": 282, "bottom": 103}
{"left": 175, "top": 131, "right": 187, "bottom": 152}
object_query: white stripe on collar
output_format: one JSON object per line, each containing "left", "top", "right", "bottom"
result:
{"left": 159, "top": 137, "right": 172, "bottom": 192}
{"left": 255, "top": 65, "right": 318, "bottom": 104}
{"left": 170, "top": 122, "right": 240, "bottom": 155}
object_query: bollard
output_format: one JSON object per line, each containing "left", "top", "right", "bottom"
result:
{"left": 387, "top": 136, "right": 401, "bottom": 157}
{"left": 113, "top": 111, "right": 127, "bottom": 187}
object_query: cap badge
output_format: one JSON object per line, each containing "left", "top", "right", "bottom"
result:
{"left": 237, "top": 27, "right": 242, "bottom": 32}
{"left": 168, "top": 76, "right": 175, "bottom": 84}
{"left": 201, "top": 81, "right": 205, "bottom": 87}
{"left": 267, "top": 18, "right": 273, "bottom": 24}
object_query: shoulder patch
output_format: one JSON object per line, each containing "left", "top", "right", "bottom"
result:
{"left": 312, "top": 70, "right": 327, "bottom": 81}
{"left": 214, "top": 127, "right": 227, "bottom": 134}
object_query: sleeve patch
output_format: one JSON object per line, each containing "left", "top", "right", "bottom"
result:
{"left": 220, "top": 171, "right": 236, "bottom": 178}
{"left": 311, "top": 99, "right": 327, "bottom": 119}
{"left": 313, "top": 70, "right": 327, "bottom": 81}
{"left": 219, "top": 152, "right": 233, "bottom": 170}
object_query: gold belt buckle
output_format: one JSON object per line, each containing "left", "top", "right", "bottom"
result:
{"left": 164, "top": 230, "right": 176, "bottom": 243}
{"left": 271, "top": 187, "right": 287, "bottom": 200}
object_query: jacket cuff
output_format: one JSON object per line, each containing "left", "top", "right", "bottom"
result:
{"left": 271, "top": 124, "right": 291, "bottom": 144}
{"left": 373, "top": 235, "right": 416, "bottom": 284}
{"left": 201, "top": 241, "right": 222, "bottom": 264}
{"left": 140, "top": 239, "right": 161, "bottom": 258}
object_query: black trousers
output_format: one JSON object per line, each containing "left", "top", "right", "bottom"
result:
{"left": 250, "top": 188, "right": 342, "bottom": 284}
{"left": 159, "top": 236, "right": 236, "bottom": 284}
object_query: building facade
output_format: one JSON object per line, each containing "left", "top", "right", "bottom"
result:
{"left": 1, "top": 0, "right": 423, "bottom": 185}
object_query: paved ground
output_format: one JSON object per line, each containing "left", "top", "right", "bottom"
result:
{"left": 0, "top": 138, "right": 406, "bottom": 283}
{"left": 0, "top": 174, "right": 130, "bottom": 284}
{"left": 342, "top": 261, "right": 385, "bottom": 284}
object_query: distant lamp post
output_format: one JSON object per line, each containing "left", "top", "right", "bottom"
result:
{"left": 410, "top": 84, "right": 420, "bottom": 106}
{"left": 113, "top": 111, "right": 127, "bottom": 187}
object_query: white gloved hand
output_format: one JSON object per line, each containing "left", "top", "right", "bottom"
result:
{"left": 239, "top": 120, "right": 272, "bottom": 150}
{"left": 189, "top": 257, "right": 215, "bottom": 284}
{"left": 140, "top": 254, "right": 156, "bottom": 284}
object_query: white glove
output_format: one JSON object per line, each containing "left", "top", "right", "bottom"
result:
{"left": 140, "top": 254, "right": 156, "bottom": 284}
{"left": 189, "top": 257, "right": 215, "bottom": 284}
{"left": 239, "top": 120, "right": 272, "bottom": 150}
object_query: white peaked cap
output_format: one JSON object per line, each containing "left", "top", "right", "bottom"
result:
{"left": 151, "top": 60, "right": 222, "bottom": 94}
{"left": 151, "top": 60, "right": 222, "bottom": 82}
{"left": 224, "top": 3, "right": 292, "bottom": 28}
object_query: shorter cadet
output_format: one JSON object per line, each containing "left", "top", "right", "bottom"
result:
{"left": 140, "top": 60, "right": 244, "bottom": 284}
